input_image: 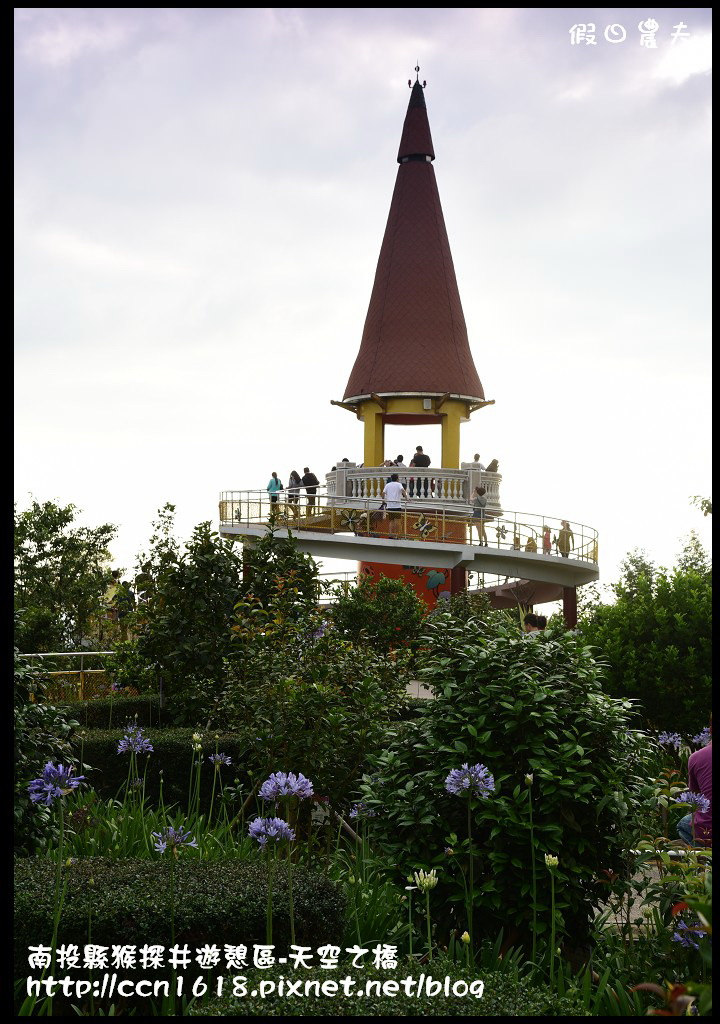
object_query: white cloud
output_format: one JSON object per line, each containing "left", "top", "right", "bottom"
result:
{"left": 19, "top": 16, "right": 136, "bottom": 67}
{"left": 653, "top": 32, "right": 712, "bottom": 84}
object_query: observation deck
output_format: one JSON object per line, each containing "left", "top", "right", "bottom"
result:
{"left": 218, "top": 474, "right": 598, "bottom": 591}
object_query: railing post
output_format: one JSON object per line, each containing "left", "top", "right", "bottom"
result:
{"left": 79, "top": 654, "right": 84, "bottom": 700}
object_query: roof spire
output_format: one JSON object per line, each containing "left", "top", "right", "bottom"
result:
{"left": 408, "top": 62, "right": 427, "bottom": 89}
{"left": 398, "top": 67, "right": 434, "bottom": 162}
{"left": 342, "top": 78, "right": 485, "bottom": 407}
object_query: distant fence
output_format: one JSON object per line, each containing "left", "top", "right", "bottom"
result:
{"left": 22, "top": 652, "right": 127, "bottom": 702}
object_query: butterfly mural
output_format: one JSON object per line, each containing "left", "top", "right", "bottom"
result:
{"left": 413, "top": 514, "right": 436, "bottom": 539}
{"left": 339, "top": 509, "right": 363, "bottom": 534}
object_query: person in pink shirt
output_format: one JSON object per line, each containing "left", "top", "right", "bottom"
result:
{"left": 677, "top": 722, "right": 712, "bottom": 847}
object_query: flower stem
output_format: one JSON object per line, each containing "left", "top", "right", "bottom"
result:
{"left": 467, "top": 796, "right": 474, "bottom": 954}
{"left": 408, "top": 891, "right": 414, "bottom": 958}
{"left": 549, "top": 870, "right": 556, "bottom": 987}
{"left": 288, "top": 845, "right": 295, "bottom": 947}
{"left": 267, "top": 851, "right": 275, "bottom": 945}
{"left": 170, "top": 855, "right": 176, "bottom": 947}
{"left": 529, "top": 788, "right": 537, "bottom": 967}
{"left": 425, "top": 890, "right": 432, "bottom": 960}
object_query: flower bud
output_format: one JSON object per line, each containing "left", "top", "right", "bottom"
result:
{"left": 525, "top": 773, "right": 534, "bottom": 787}
{"left": 461, "top": 930, "right": 471, "bottom": 944}
{"left": 544, "top": 853, "right": 559, "bottom": 869}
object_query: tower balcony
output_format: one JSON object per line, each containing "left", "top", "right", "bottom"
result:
{"left": 325, "top": 463, "right": 501, "bottom": 509}
{"left": 218, "top": 488, "right": 599, "bottom": 589}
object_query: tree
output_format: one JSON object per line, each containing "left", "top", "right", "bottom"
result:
{"left": 240, "top": 512, "right": 320, "bottom": 615}
{"left": 690, "top": 495, "right": 712, "bottom": 517}
{"left": 330, "top": 575, "right": 426, "bottom": 653}
{"left": 578, "top": 542, "right": 711, "bottom": 733}
{"left": 676, "top": 530, "right": 711, "bottom": 575}
{"left": 132, "top": 519, "right": 244, "bottom": 703}
{"left": 14, "top": 500, "right": 117, "bottom": 652}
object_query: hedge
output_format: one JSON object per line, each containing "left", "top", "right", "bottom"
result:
{"left": 60, "top": 694, "right": 162, "bottom": 730}
{"left": 188, "top": 966, "right": 589, "bottom": 1016}
{"left": 74, "top": 729, "right": 248, "bottom": 808}
{"left": 14, "top": 857, "right": 345, "bottom": 980}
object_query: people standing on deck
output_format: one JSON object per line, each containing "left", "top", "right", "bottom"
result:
{"left": 413, "top": 445, "right": 431, "bottom": 497}
{"left": 381, "top": 473, "right": 408, "bottom": 539}
{"left": 267, "top": 472, "right": 283, "bottom": 504}
{"left": 558, "top": 520, "right": 575, "bottom": 558}
{"left": 542, "top": 525, "right": 552, "bottom": 555}
{"left": 525, "top": 534, "right": 538, "bottom": 553}
{"left": 287, "top": 470, "right": 302, "bottom": 504}
{"left": 472, "top": 453, "right": 487, "bottom": 470}
{"left": 301, "top": 467, "right": 320, "bottom": 507}
{"left": 472, "top": 485, "right": 488, "bottom": 545}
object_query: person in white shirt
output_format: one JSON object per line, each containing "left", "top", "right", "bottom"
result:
{"left": 382, "top": 474, "right": 408, "bottom": 538}
{"left": 473, "top": 453, "right": 487, "bottom": 470}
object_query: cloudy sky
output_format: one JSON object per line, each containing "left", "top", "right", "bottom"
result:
{"left": 15, "top": 8, "right": 712, "bottom": 590}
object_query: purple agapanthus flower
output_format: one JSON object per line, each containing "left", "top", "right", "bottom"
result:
{"left": 657, "top": 731, "right": 683, "bottom": 751}
{"left": 248, "top": 816, "right": 296, "bottom": 847}
{"left": 259, "top": 772, "right": 314, "bottom": 801}
{"left": 445, "top": 763, "right": 495, "bottom": 799}
{"left": 349, "top": 802, "right": 378, "bottom": 819}
{"left": 117, "top": 725, "right": 154, "bottom": 755}
{"left": 208, "top": 753, "right": 232, "bottom": 768}
{"left": 675, "top": 790, "right": 711, "bottom": 814}
{"left": 691, "top": 727, "right": 711, "bottom": 748}
{"left": 28, "top": 762, "right": 86, "bottom": 806}
{"left": 151, "top": 825, "right": 198, "bottom": 856}
{"left": 672, "top": 920, "right": 706, "bottom": 950}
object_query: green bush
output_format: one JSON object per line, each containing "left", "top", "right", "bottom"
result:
{"left": 14, "top": 639, "right": 80, "bottom": 854}
{"left": 127, "top": 518, "right": 246, "bottom": 704}
{"left": 578, "top": 563, "right": 712, "bottom": 733}
{"left": 216, "top": 638, "right": 408, "bottom": 807}
{"left": 74, "top": 729, "right": 247, "bottom": 808}
{"left": 330, "top": 575, "right": 426, "bottom": 653}
{"left": 188, "top": 965, "right": 588, "bottom": 1016}
{"left": 59, "top": 693, "right": 162, "bottom": 730}
{"left": 14, "top": 857, "right": 345, "bottom": 977}
{"left": 357, "top": 615, "right": 654, "bottom": 948}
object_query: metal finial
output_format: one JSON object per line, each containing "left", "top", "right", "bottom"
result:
{"left": 415, "top": 63, "right": 420, "bottom": 82}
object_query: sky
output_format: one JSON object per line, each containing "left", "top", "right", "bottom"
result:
{"left": 14, "top": 8, "right": 712, "bottom": 594}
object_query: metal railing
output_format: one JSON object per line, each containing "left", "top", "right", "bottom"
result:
{"left": 326, "top": 465, "right": 502, "bottom": 508}
{"left": 22, "top": 651, "right": 120, "bottom": 702}
{"left": 219, "top": 490, "right": 599, "bottom": 564}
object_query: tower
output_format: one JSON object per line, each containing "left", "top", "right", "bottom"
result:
{"left": 220, "top": 73, "right": 599, "bottom": 626}
{"left": 334, "top": 73, "right": 493, "bottom": 469}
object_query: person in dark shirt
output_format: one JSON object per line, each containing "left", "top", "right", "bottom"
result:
{"left": 302, "top": 467, "right": 320, "bottom": 507}
{"left": 413, "top": 445, "right": 431, "bottom": 497}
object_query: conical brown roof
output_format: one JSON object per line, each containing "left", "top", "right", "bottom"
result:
{"left": 343, "top": 82, "right": 484, "bottom": 404}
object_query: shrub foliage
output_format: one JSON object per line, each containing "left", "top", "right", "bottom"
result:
{"left": 358, "top": 616, "right": 653, "bottom": 947}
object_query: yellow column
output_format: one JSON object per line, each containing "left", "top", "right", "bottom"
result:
{"left": 362, "top": 404, "right": 385, "bottom": 466}
{"left": 441, "top": 402, "right": 462, "bottom": 468}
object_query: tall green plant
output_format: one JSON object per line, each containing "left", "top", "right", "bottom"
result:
{"left": 358, "top": 614, "right": 654, "bottom": 949}
{"left": 14, "top": 500, "right": 117, "bottom": 652}
{"left": 579, "top": 546, "right": 711, "bottom": 732}
{"left": 330, "top": 575, "right": 425, "bottom": 653}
